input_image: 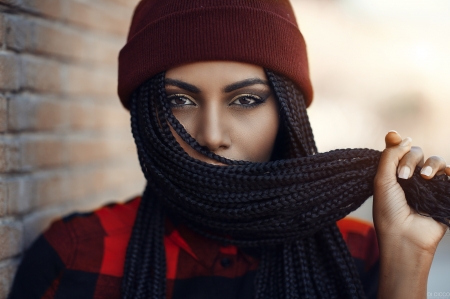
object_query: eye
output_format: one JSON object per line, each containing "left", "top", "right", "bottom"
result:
{"left": 167, "top": 94, "right": 196, "bottom": 107}
{"left": 230, "top": 94, "right": 263, "bottom": 107}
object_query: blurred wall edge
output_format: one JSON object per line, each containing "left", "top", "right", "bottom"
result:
{"left": 0, "top": 1, "right": 143, "bottom": 297}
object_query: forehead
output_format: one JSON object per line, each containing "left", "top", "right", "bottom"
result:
{"left": 165, "top": 61, "right": 267, "bottom": 87}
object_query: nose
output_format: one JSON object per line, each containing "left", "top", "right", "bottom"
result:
{"left": 194, "top": 105, "right": 231, "bottom": 152}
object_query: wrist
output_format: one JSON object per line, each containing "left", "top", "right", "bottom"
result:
{"left": 379, "top": 238, "right": 434, "bottom": 271}
{"left": 376, "top": 227, "right": 440, "bottom": 256}
{"left": 377, "top": 237, "right": 434, "bottom": 299}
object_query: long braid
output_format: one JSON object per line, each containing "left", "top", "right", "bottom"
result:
{"left": 122, "top": 70, "right": 450, "bottom": 299}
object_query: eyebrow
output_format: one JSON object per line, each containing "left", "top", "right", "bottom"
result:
{"left": 223, "top": 78, "right": 269, "bottom": 93}
{"left": 165, "top": 78, "right": 200, "bottom": 93}
{"left": 164, "top": 78, "right": 269, "bottom": 94}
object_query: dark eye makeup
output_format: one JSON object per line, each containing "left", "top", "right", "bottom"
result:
{"left": 167, "top": 94, "right": 196, "bottom": 108}
{"left": 229, "top": 93, "right": 266, "bottom": 108}
{"left": 166, "top": 92, "right": 270, "bottom": 109}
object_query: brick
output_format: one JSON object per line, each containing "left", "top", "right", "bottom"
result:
{"left": 67, "top": 136, "right": 133, "bottom": 165}
{"left": 93, "top": 104, "right": 130, "bottom": 130}
{"left": 68, "top": 99, "right": 132, "bottom": 130}
{"left": 0, "top": 138, "right": 21, "bottom": 173}
{"left": 67, "top": 101, "right": 96, "bottom": 130}
{"left": 33, "top": 20, "right": 87, "bottom": 61}
{"left": 22, "top": 203, "right": 75, "bottom": 248}
{"left": 109, "top": 137, "right": 136, "bottom": 158}
{"left": 34, "top": 171, "right": 70, "bottom": 208}
{"left": 34, "top": 98, "right": 68, "bottom": 131}
{"left": 0, "top": 0, "right": 23, "bottom": 7}
{"left": 0, "top": 96, "right": 7, "bottom": 132}
{"left": 114, "top": 178, "right": 145, "bottom": 202}
{"left": 21, "top": 0, "right": 62, "bottom": 19}
{"left": 0, "top": 258, "right": 19, "bottom": 299}
{"left": 0, "top": 14, "right": 4, "bottom": 47}
{"left": 22, "top": 208, "right": 59, "bottom": 248}
{"left": 68, "top": 162, "right": 123, "bottom": 200}
{"left": 0, "top": 220, "right": 23, "bottom": 261}
{"left": 8, "top": 94, "right": 68, "bottom": 132}
{"left": 5, "top": 14, "right": 33, "bottom": 52}
{"left": 87, "top": 36, "right": 121, "bottom": 66}
{"left": 67, "top": 138, "right": 108, "bottom": 165}
{"left": 21, "top": 194, "right": 131, "bottom": 248}
{"left": 6, "top": 96, "right": 34, "bottom": 132}
{"left": 102, "top": 159, "right": 143, "bottom": 190}
{"left": 100, "top": 0, "right": 139, "bottom": 9}
{"left": 64, "top": 0, "right": 132, "bottom": 36}
{"left": 20, "top": 55, "right": 62, "bottom": 93}
{"left": 4, "top": 177, "right": 35, "bottom": 215}
{"left": 69, "top": 169, "right": 94, "bottom": 200}
{"left": 0, "top": 182, "right": 6, "bottom": 217}
{"left": 0, "top": 53, "right": 20, "bottom": 91}
{"left": 21, "top": 165, "right": 144, "bottom": 245}
{"left": 21, "top": 136, "right": 67, "bottom": 170}
{"left": 64, "top": 65, "right": 116, "bottom": 97}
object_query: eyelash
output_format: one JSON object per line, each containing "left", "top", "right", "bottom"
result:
{"left": 166, "top": 93, "right": 266, "bottom": 108}
{"left": 167, "top": 94, "right": 196, "bottom": 108}
{"left": 230, "top": 94, "right": 265, "bottom": 108}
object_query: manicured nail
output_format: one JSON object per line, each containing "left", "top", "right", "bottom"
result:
{"left": 398, "top": 166, "right": 411, "bottom": 179}
{"left": 400, "top": 137, "right": 412, "bottom": 146}
{"left": 421, "top": 166, "right": 433, "bottom": 176}
{"left": 388, "top": 130, "right": 398, "bottom": 134}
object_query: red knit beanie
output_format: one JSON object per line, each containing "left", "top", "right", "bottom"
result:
{"left": 118, "top": 0, "right": 313, "bottom": 109}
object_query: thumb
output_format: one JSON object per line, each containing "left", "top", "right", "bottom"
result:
{"left": 377, "top": 131, "right": 412, "bottom": 184}
{"left": 385, "top": 130, "right": 402, "bottom": 148}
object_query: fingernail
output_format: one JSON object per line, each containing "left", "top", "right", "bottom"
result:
{"left": 398, "top": 166, "right": 411, "bottom": 179}
{"left": 400, "top": 137, "right": 412, "bottom": 146}
{"left": 388, "top": 130, "right": 398, "bottom": 134}
{"left": 421, "top": 166, "right": 433, "bottom": 176}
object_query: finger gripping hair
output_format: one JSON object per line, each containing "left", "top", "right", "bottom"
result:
{"left": 121, "top": 70, "right": 450, "bottom": 299}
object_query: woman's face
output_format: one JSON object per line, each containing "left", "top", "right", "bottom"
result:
{"left": 165, "top": 61, "right": 279, "bottom": 164}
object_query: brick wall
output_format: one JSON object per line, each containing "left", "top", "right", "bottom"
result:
{"left": 0, "top": 0, "right": 143, "bottom": 297}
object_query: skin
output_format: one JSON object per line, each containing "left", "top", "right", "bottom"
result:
{"left": 165, "top": 61, "right": 450, "bottom": 298}
{"left": 375, "top": 131, "right": 450, "bottom": 299}
{"left": 165, "top": 61, "right": 279, "bottom": 164}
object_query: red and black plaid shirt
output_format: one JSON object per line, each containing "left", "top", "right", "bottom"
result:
{"left": 8, "top": 197, "right": 379, "bottom": 299}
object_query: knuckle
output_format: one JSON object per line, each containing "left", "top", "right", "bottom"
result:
{"left": 427, "top": 155, "right": 444, "bottom": 164}
{"left": 381, "top": 148, "right": 395, "bottom": 160}
{"left": 411, "top": 145, "right": 422, "bottom": 152}
{"left": 410, "top": 146, "right": 424, "bottom": 156}
{"left": 383, "top": 146, "right": 402, "bottom": 156}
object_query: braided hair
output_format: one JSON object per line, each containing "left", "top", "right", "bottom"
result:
{"left": 122, "top": 69, "right": 450, "bottom": 299}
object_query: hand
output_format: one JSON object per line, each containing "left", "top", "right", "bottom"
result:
{"left": 373, "top": 130, "right": 448, "bottom": 255}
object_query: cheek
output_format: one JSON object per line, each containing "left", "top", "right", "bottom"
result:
{"left": 169, "top": 121, "right": 227, "bottom": 165}
{"left": 233, "top": 100, "right": 279, "bottom": 162}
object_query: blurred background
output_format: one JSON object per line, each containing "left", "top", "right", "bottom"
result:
{"left": 291, "top": 0, "right": 450, "bottom": 295}
{"left": 0, "top": 0, "right": 448, "bottom": 297}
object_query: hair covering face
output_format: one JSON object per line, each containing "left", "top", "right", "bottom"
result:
{"left": 118, "top": 0, "right": 313, "bottom": 109}
{"left": 122, "top": 70, "right": 450, "bottom": 299}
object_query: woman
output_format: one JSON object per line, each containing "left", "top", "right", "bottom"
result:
{"left": 8, "top": 0, "right": 450, "bottom": 299}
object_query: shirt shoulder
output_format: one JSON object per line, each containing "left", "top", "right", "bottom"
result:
{"left": 41, "top": 196, "right": 140, "bottom": 262}
{"left": 60, "top": 196, "right": 141, "bottom": 235}
{"left": 336, "top": 216, "right": 379, "bottom": 270}
{"left": 52, "top": 196, "right": 141, "bottom": 276}
{"left": 8, "top": 197, "right": 142, "bottom": 299}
